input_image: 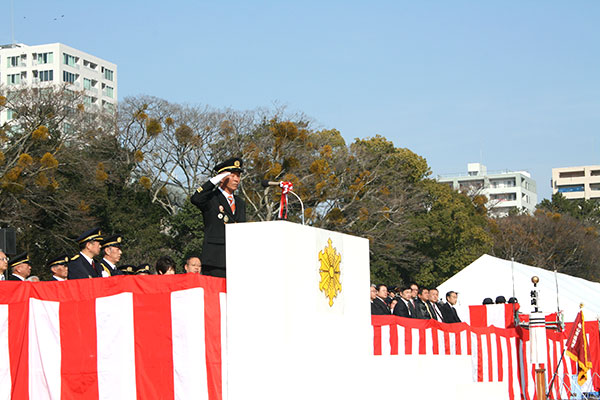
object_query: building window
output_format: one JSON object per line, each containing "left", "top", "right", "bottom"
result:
{"left": 490, "top": 193, "right": 517, "bottom": 201}
{"left": 103, "top": 85, "right": 114, "bottom": 98}
{"left": 490, "top": 178, "right": 516, "bottom": 188}
{"left": 458, "top": 180, "right": 484, "bottom": 191}
{"left": 6, "top": 109, "right": 15, "bottom": 120}
{"left": 559, "top": 171, "right": 585, "bottom": 178}
{"left": 63, "top": 71, "right": 77, "bottom": 84}
{"left": 83, "top": 78, "right": 92, "bottom": 90}
{"left": 591, "top": 170, "right": 600, "bottom": 177}
{"left": 557, "top": 185, "right": 584, "bottom": 193}
{"left": 102, "top": 101, "right": 115, "bottom": 113}
{"left": 84, "top": 95, "right": 96, "bottom": 105}
{"left": 37, "top": 52, "right": 54, "bottom": 64}
{"left": 6, "top": 56, "right": 19, "bottom": 68}
{"left": 63, "top": 53, "right": 77, "bottom": 67}
{"left": 102, "top": 67, "right": 114, "bottom": 81}
{"left": 7, "top": 73, "right": 20, "bottom": 85}
{"left": 38, "top": 70, "right": 54, "bottom": 82}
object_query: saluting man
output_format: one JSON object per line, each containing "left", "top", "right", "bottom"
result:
{"left": 47, "top": 255, "right": 69, "bottom": 281}
{"left": 68, "top": 227, "right": 103, "bottom": 279}
{"left": 99, "top": 235, "right": 124, "bottom": 277}
{"left": 190, "top": 157, "right": 246, "bottom": 278}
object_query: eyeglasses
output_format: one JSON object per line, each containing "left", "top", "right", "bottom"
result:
{"left": 0, "top": 257, "right": 9, "bottom": 262}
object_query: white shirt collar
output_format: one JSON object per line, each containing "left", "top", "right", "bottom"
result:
{"left": 53, "top": 275, "right": 66, "bottom": 281}
{"left": 102, "top": 258, "right": 116, "bottom": 269}
{"left": 11, "top": 274, "right": 24, "bottom": 281}
{"left": 218, "top": 186, "right": 234, "bottom": 199}
{"left": 80, "top": 252, "right": 94, "bottom": 265}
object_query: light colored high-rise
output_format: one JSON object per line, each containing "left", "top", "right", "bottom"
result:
{"left": 437, "top": 163, "right": 538, "bottom": 217}
{"left": 0, "top": 42, "right": 117, "bottom": 123}
{"left": 551, "top": 165, "right": 600, "bottom": 200}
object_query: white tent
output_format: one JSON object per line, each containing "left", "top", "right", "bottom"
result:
{"left": 437, "top": 254, "right": 600, "bottom": 323}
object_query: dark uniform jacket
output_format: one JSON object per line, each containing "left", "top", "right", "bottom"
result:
{"left": 393, "top": 299, "right": 412, "bottom": 318}
{"left": 68, "top": 253, "right": 99, "bottom": 279}
{"left": 190, "top": 180, "right": 246, "bottom": 270}
{"left": 371, "top": 297, "right": 390, "bottom": 315}
{"left": 8, "top": 274, "right": 24, "bottom": 281}
{"left": 440, "top": 302, "right": 462, "bottom": 323}
{"left": 99, "top": 259, "right": 122, "bottom": 277}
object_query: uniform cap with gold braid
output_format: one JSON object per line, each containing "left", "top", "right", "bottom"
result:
{"left": 76, "top": 227, "right": 103, "bottom": 245}
{"left": 117, "top": 264, "right": 136, "bottom": 275}
{"left": 46, "top": 254, "right": 70, "bottom": 269}
{"left": 214, "top": 157, "right": 244, "bottom": 174}
{"left": 9, "top": 252, "right": 30, "bottom": 269}
{"left": 135, "top": 263, "right": 152, "bottom": 275}
{"left": 101, "top": 234, "right": 123, "bottom": 249}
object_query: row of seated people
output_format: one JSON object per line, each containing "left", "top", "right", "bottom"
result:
{"left": 370, "top": 283, "right": 461, "bottom": 323}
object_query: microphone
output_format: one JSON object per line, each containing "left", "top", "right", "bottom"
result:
{"left": 261, "top": 180, "right": 281, "bottom": 188}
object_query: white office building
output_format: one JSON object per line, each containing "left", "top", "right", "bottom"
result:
{"left": 551, "top": 165, "right": 600, "bottom": 201}
{"left": 0, "top": 42, "right": 117, "bottom": 123}
{"left": 437, "top": 163, "right": 538, "bottom": 217}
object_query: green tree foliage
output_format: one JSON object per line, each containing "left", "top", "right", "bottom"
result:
{"left": 410, "top": 180, "right": 493, "bottom": 286}
{"left": 490, "top": 209, "right": 600, "bottom": 281}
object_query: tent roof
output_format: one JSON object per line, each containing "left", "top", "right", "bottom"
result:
{"left": 437, "top": 254, "right": 600, "bottom": 323}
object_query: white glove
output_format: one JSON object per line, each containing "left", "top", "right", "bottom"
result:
{"left": 210, "top": 171, "right": 231, "bottom": 185}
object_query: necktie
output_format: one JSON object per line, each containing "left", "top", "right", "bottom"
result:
{"left": 227, "top": 195, "right": 235, "bottom": 214}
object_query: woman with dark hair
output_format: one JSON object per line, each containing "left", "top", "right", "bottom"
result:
{"left": 156, "top": 256, "right": 176, "bottom": 275}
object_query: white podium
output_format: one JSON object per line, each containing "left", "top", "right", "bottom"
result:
{"left": 226, "top": 221, "right": 371, "bottom": 400}
{"left": 225, "top": 221, "right": 506, "bottom": 400}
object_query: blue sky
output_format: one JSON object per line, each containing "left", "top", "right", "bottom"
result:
{"left": 3, "top": 1, "right": 599, "bottom": 200}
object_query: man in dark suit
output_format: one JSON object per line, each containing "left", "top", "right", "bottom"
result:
{"left": 98, "top": 235, "right": 124, "bottom": 277}
{"left": 68, "top": 228, "right": 103, "bottom": 279}
{"left": 47, "top": 255, "right": 69, "bottom": 281}
{"left": 190, "top": 157, "right": 246, "bottom": 278}
{"left": 371, "top": 284, "right": 390, "bottom": 315}
{"left": 427, "top": 288, "right": 445, "bottom": 322}
{"left": 414, "top": 288, "right": 434, "bottom": 319}
{"left": 7, "top": 253, "right": 31, "bottom": 281}
{"left": 393, "top": 286, "right": 414, "bottom": 318}
{"left": 440, "top": 291, "right": 462, "bottom": 323}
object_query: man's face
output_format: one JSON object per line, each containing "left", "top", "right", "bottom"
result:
{"left": 14, "top": 262, "right": 31, "bottom": 279}
{"left": 221, "top": 172, "right": 241, "bottom": 194}
{"left": 418, "top": 289, "right": 429, "bottom": 301}
{"left": 0, "top": 251, "right": 8, "bottom": 274}
{"left": 370, "top": 286, "right": 377, "bottom": 300}
{"left": 401, "top": 288, "right": 412, "bottom": 301}
{"left": 430, "top": 289, "right": 439, "bottom": 303}
{"left": 376, "top": 286, "right": 388, "bottom": 299}
{"left": 447, "top": 292, "right": 458, "bottom": 306}
{"left": 185, "top": 257, "right": 202, "bottom": 273}
{"left": 87, "top": 240, "right": 101, "bottom": 257}
{"left": 410, "top": 285, "right": 418, "bottom": 299}
{"left": 52, "top": 264, "right": 68, "bottom": 279}
{"left": 104, "top": 246, "right": 122, "bottom": 263}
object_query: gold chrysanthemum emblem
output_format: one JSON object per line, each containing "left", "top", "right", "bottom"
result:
{"left": 318, "top": 238, "right": 342, "bottom": 307}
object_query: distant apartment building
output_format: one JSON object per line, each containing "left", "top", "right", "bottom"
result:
{"left": 437, "top": 163, "right": 538, "bottom": 217}
{"left": 0, "top": 42, "right": 117, "bottom": 124}
{"left": 551, "top": 165, "right": 600, "bottom": 201}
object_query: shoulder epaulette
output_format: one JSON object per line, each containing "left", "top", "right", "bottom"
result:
{"left": 70, "top": 254, "right": 80, "bottom": 261}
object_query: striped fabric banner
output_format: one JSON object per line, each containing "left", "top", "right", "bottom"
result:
{"left": 0, "top": 274, "right": 226, "bottom": 400}
{"left": 372, "top": 316, "right": 600, "bottom": 400}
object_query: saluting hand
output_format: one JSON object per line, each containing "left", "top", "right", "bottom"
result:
{"left": 210, "top": 171, "right": 231, "bottom": 185}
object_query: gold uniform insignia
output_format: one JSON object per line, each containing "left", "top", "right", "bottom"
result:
{"left": 318, "top": 238, "right": 342, "bottom": 307}
{"left": 223, "top": 215, "right": 229, "bottom": 223}
{"left": 234, "top": 160, "right": 240, "bottom": 167}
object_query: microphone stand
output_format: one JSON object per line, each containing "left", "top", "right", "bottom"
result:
{"left": 287, "top": 190, "right": 305, "bottom": 225}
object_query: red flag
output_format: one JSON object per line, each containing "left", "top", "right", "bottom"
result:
{"left": 566, "top": 311, "right": 593, "bottom": 385}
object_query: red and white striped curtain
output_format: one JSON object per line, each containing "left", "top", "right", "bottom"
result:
{"left": 372, "top": 316, "right": 600, "bottom": 400}
{"left": 0, "top": 274, "right": 227, "bottom": 400}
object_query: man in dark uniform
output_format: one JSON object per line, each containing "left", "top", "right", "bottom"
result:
{"left": 117, "top": 264, "right": 136, "bottom": 275}
{"left": 190, "top": 157, "right": 246, "bottom": 278}
{"left": 98, "top": 235, "right": 124, "bottom": 277}
{"left": 68, "top": 227, "right": 103, "bottom": 279}
{"left": 47, "top": 255, "right": 69, "bottom": 281}
{"left": 7, "top": 253, "right": 31, "bottom": 281}
{"left": 440, "top": 291, "right": 462, "bottom": 323}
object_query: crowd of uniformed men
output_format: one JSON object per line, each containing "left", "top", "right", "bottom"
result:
{"left": 0, "top": 227, "right": 204, "bottom": 282}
